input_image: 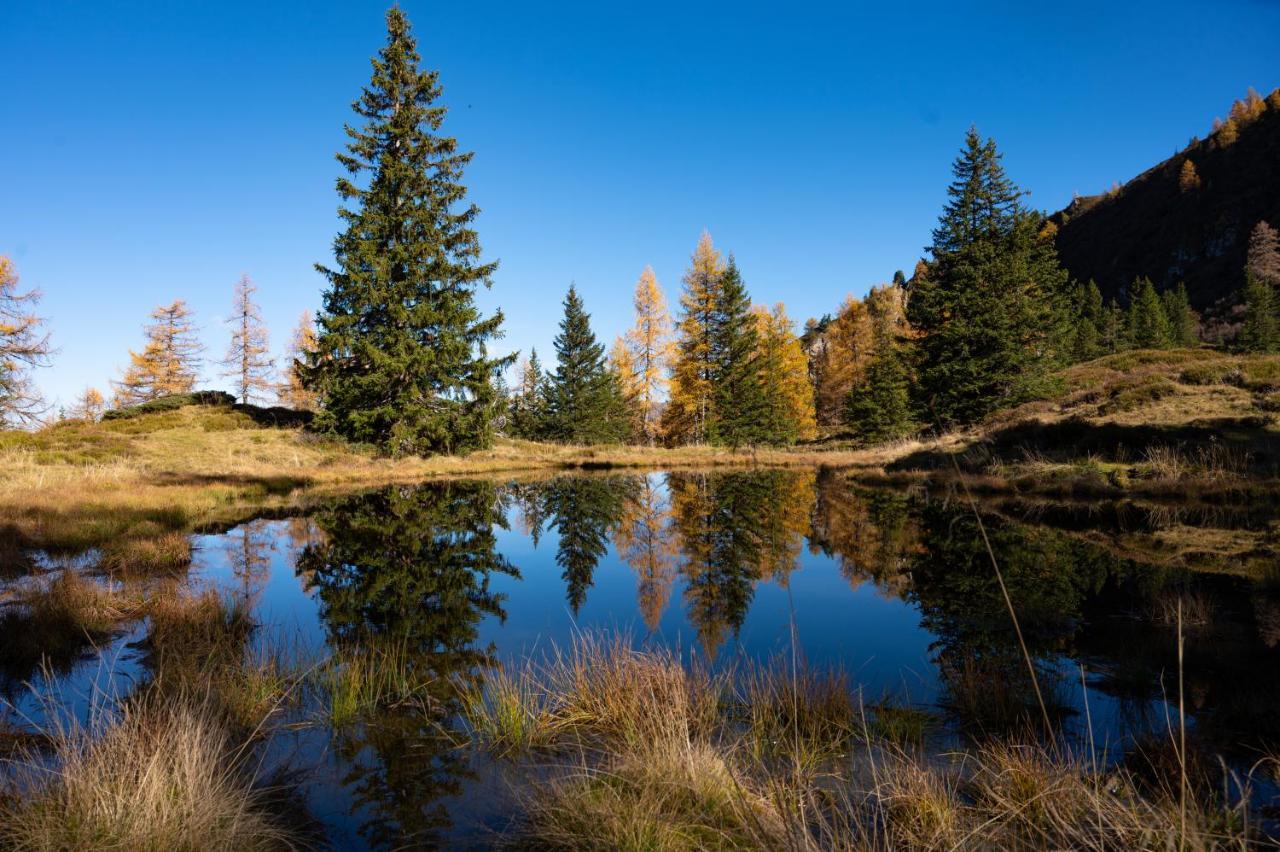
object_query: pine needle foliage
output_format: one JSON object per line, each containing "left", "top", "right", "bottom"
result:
{"left": 907, "top": 128, "right": 1069, "bottom": 426}
{"left": 306, "top": 8, "right": 510, "bottom": 456}
{"left": 547, "top": 286, "right": 628, "bottom": 444}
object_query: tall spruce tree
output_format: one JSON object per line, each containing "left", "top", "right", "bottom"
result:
{"left": 1126, "top": 277, "right": 1172, "bottom": 349}
{"left": 1070, "top": 280, "right": 1104, "bottom": 362}
{"left": 1240, "top": 270, "right": 1280, "bottom": 353}
{"left": 547, "top": 286, "right": 627, "bottom": 444}
{"left": 707, "top": 257, "right": 767, "bottom": 446}
{"left": 907, "top": 128, "right": 1068, "bottom": 426}
{"left": 1099, "top": 299, "right": 1128, "bottom": 354}
{"left": 306, "top": 8, "right": 510, "bottom": 456}
{"left": 1161, "top": 283, "right": 1198, "bottom": 347}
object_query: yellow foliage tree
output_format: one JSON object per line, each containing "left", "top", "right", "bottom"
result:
{"left": 623, "top": 266, "right": 672, "bottom": 444}
{"left": 219, "top": 275, "right": 275, "bottom": 405}
{"left": 812, "top": 296, "right": 873, "bottom": 428}
{"left": 113, "top": 300, "right": 204, "bottom": 407}
{"left": 278, "top": 311, "right": 319, "bottom": 411}
{"left": 0, "top": 255, "right": 53, "bottom": 426}
{"left": 608, "top": 335, "right": 644, "bottom": 441}
{"left": 663, "top": 232, "right": 724, "bottom": 444}
{"left": 1179, "top": 159, "right": 1201, "bottom": 192}
{"left": 69, "top": 386, "right": 105, "bottom": 422}
{"left": 752, "top": 303, "right": 817, "bottom": 443}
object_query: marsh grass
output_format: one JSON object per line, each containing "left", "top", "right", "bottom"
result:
{"left": 310, "top": 640, "right": 437, "bottom": 728}
{"left": 462, "top": 633, "right": 1263, "bottom": 850}
{"left": 0, "top": 698, "right": 304, "bottom": 851}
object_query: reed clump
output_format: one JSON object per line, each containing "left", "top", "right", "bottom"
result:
{"left": 0, "top": 699, "right": 303, "bottom": 851}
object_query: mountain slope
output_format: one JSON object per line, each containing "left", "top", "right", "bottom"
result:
{"left": 1050, "top": 97, "right": 1280, "bottom": 315}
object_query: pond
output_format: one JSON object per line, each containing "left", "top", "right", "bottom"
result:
{"left": 4, "top": 468, "right": 1280, "bottom": 846}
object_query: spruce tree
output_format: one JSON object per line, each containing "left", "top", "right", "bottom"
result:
{"left": 1161, "top": 283, "right": 1199, "bottom": 347}
{"left": 1070, "top": 280, "right": 1104, "bottom": 362}
{"left": 707, "top": 257, "right": 767, "bottom": 446}
{"left": 508, "top": 348, "right": 549, "bottom": 439}
{"left": 907, "top": 128, "right": 1068, "bottom": 426}
{"left": 1099, "top": 299, "right": 1128, "bottom": 354}
{"left": 547, "top": 286, "right": 627, "bottom": 444}
{"left": 1126, "top": 277, "right": 1172, "bottom": 349}
{"left": 1240, "top": 270, "right": 1280, "bottom": 353}
{"left": 307, "top": 8, "right": 510, "bottom": 456}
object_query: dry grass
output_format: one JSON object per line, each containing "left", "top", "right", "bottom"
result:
{"left": 0, "top": 699, "right": 304, "bottom": 851}
{"left": 464, "top": 633, "right": 1263, "bottom": 850}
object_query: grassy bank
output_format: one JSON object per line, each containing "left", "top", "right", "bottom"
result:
{"left": 2, "top": 347, "right": 1277, "bottom": 570}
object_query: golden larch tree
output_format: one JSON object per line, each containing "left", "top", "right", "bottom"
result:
{"left": 113, "top": 300, "right": 204, "bottom": 406}
{"left": 752, "top": 303, "right": 817, "bottom": 443}
{"left": 608, "top": 335, "right": 644, "bottom": 441}
{"left": 278, "top": 311, "right": 319, "bottom": 411}
{"left": 812, "top": 296, "right": 874, "bottom": 428}
{"left": 1178, "top": 159, "right": 1201, "bottom": 193}
{"left": 623, "top": 266, "right": 673, "bottom": 444}
{"left": 69, "top": 386, "right": 105, "bottom": 422}
{"left": 663, "top": 232, "right": 724, "bottom": 444}
{"left": 0, "top": 255, "right": 53, "bottom": 426}
{"left": 220, "top": 275, "right": 275, "bottom": 405}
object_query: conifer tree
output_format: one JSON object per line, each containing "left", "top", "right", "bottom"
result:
{"left": 1099, "top": 299, "right": 1128, "bottom": 354}
{"left": 1240, "top": 270, "right": 1280, "bottom": 353}
{"left": 113, "top": 300, "right": 204, "bottom": 406}
{"left": 0, "top": 255, "right": 52, "bottom": 426}
{"left": 609, "top": 336, "right": 645, "bottom": 442}
{"left": 1161, "top": 283, "right": 1199, "bottom": 347}
{"left": 1126, "top": 277, "right": 1172, "bottom": 349}
{"left": 623, "top": 266, "right": 672, "bottom": 444}
{"left": 1247, "top": 221, "right": 1280, "bottom": 288}
{"left": 750, "top": 302, "right": 817, "bottom": 445}
{"left": 1178, "top": 159, "right": 1201, "bottom": 193}
{"left": 1070, "top": 280, "right": 1104, "bottom": 362}
{"left": 664, "top": 232, "right": 724, "bottom": 444}
{"left": 278, "top": 311, "right": 319, "bottom": 411}
{"left": 306, "top": 8, "right": 510, "bottom": 455}
{"left": 813, "top": 296, "right": 873, "bottom": 428}
{"left": 547, "top": 286, "right": 627, "bottom": 444}
{"left": 846, "top": 292, "right": 914, "bottom": 444}
{"left": 69, "top": 387, "right": 105, "bottom": 422}
{"left": 907, "top": 128, "right": 1068, "bottom": 425}
{"left": 220, "top": 275, "right": 275, "bottom": 405}
{"left": 707, "top": 257, "right": 767, "bottom": 446}
{"left": 507, "top": 348, "right": 549, "bottom": 440}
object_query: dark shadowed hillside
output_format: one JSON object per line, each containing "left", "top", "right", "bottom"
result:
{"left": 1050, "top": 94, "right": 1280, "bottom": 316}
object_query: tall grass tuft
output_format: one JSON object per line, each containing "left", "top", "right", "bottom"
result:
{"left": 0, "top": 699, "right": 304, "bottom": 851}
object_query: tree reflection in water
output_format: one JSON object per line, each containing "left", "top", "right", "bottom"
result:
{"left": 297, "top": 481, "right": 517, "bottom": 847}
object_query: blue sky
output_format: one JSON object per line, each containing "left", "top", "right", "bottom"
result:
{"left": 3, "top": 1, "right": 1278, "bottom": 409}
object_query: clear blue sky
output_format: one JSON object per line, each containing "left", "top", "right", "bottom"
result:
{"left": 3, "top": 1, "right": 1277, "bottom": 409}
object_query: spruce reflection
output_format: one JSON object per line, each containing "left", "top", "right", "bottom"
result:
{"left": 296, "top": 481, "right": 517, "bottom": 848}
{"left": 538, "top": 475, "right": 634, "bottom": 614}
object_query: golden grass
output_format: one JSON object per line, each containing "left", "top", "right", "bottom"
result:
{"left": 0, "top": 700, "right": 303, "bottom": 851}
{"left": 465, "top": 634, "right": 1260, "bottom": 850}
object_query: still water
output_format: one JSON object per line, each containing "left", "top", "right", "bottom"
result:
{"left": 4, "top": 469, "right": 1279, "bottom": 846}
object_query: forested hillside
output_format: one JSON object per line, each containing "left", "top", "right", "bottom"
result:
{"left": 1051, "top": 88, "right": 1280, "bottom": 318}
